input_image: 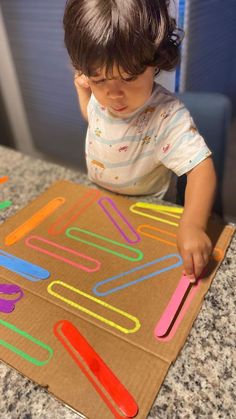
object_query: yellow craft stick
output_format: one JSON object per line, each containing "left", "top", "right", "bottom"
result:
{"left": 134, "top": 202, "right": 183, "bottom": 214}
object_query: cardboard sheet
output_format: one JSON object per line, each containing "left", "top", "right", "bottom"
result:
{"left": 0, "top": 181, "right": 234, "bottom": 418}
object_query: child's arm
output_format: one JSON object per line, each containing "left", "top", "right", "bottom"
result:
{"left": 177, "top": 157, "right": 217, "bottom": 281}
{"left": 74, "top": 73, "right": 91, "bottom": 121}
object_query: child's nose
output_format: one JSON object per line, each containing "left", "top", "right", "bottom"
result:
{"left": 106, "top": 81, "right": 124, "bottom": 99}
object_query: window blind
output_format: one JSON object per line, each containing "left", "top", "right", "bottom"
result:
{"left": 1, "top": 0, "right": 87, "bottom": 170}
{"left": 180, "top": 0, "right": 236, "bottom": 108}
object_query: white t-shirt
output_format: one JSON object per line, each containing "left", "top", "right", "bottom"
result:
{"left": 85, "top": 83, "right": 211, "bottom": 197}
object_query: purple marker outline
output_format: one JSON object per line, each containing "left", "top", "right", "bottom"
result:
{"left": 98, "top": 197, "right": 140, "bottom": 244}
{"left": 0, "top": 283, "right": 24, "bottom": 313}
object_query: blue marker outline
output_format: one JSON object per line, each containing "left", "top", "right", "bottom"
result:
{"left": 93, "top": 253, "right": 182, "bottom": 296}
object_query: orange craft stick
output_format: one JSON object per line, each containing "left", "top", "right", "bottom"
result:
{"left": 5, "top": 197, "right": 65, "bottom": 246}
{"left": 0, "top": 176, "right": 9, "bottom": 184}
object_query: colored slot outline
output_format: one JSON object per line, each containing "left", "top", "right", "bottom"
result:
{"left": 0, "top": 176, "right": 9, "bottom": 184}
{"left": 0, "top": 201, "right": 12, "bottom": 210}
{"left": 54, "top": 320, "right": 139, "bottom": 418}
{"left": 66, "top": 227, "right": 143, "bottom": 262}
{"left": 48, "top": 189, "right": 101, "bottom": 235}
{"left": 47, "top": 281, "right": 140, "bottom": 334}
{"left": 25, "top": 235, "right": 101, "bottom": 273}
{"left": 154, "top": 274, "right": 201, "bottom": 341}
{"left": 0, "top": 318, "right": 53, "bottom": 365}
{"left": 0, "top": 283, "right": 24, "bottom": 313}
{"left": 93, "top": 254, "right": 182, "bottom": 296}
{"left": 98, "top": 197, "right": 140, "bottom": 244}
{"left": 5, "top": 197, "right": 66, "bottom": 246}
{"left": 137, "top": 224, "right": 224, "bottom": 262}
{"left": 0, "top": 249, "right": 50, "bottom": 282}
{"left": 129, "top": 203, "right": 179, "bottom": 227}
{"left": 137, "top": 224, "right": 177, "bottom": 247}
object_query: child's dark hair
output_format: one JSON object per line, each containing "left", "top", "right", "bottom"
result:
{"left": 63, "top": 0, "right": 182, "bottom": 78}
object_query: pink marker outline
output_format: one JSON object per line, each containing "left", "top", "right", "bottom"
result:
{"left": 25, "top": 235, "right": 101, "bottom": 272}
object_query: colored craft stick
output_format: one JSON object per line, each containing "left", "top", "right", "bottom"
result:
{"left": 0, "top": 249, "right": 50, "bottom": 282}
{"left": 5, "top": 197, "right": 65, "bottom": 246}
{"left": 93, "top": 254, "right": 182, "bottom": 296}
{"left": 98, "top": 197, "right": 140, "bottom": 244}
{"left": 0, "top": 201, "right": 12, "bottom": 210}
{"left": 25, "top": 235, "right": 101, "bottom": 272}
{"left": 155, "top": 273, "right": 191, "bottom": 337}
{"left": 155, "top": 285, "right": 200, "bottom": 342}
{"left": 0, "top": 318, "right": 53, "bottom": 365}
{"left": 54, "top": 320, "right": 139, "bottom": 418}
{"left": 0, "top": 283, "right": 24, "bottom": 313}
{"left": 66, "top": 227, "right": 143, "bottom": 262}
{"left": 212, "top": 247, "right": 224, "bottom": 262}
{"left": 48, "top": 281, "right": 140, "bottom": 334}
{"left": 134, "top": 202, "right": 183, "bottom": 214}
{"left": 129, "top": 203, "right": 179, "bottom": 227}
{"left": 0, "top": 176, "right": 9, "bottom": 184}
{"left": 137, "top": 224, "right": 177, "bottom": 247}
{"left": 48, "top": 189, "right": 101, "bottom": 235}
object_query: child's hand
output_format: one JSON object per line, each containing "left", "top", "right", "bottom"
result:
{"left": 177, "top": 222, "right": 212, "bottom": 282}
{"left": 74, "top": 72, "right": 91, "bottom": 90}
{"left": 73, "top": 72, "right": 92, "bottom": 121}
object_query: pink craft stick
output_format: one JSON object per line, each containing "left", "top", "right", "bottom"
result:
{"left": 155, "top": 273, "right": 191, "bottom": 337}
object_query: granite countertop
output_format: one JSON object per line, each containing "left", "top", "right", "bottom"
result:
{"left": 0, "top": 145, "right": 235, "bottom": 419}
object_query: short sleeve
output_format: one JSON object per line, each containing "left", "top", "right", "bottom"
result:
{"left": 155, "top": 102, "right": 212, "bottom": 176}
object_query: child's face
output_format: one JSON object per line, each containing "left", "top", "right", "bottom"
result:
{"left": 87, "top": 66, "right": 155, "bottom": 117}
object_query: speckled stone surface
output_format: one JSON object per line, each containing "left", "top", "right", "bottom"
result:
{"left": 0, "top": 145, "right": 235, "bottom": 419}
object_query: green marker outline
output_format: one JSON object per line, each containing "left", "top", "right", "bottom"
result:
{"left": 66, "top": 227, "right": 143, "bottom": 262}
{"left": 0, "top": 319, "right": 53, "bottom": 366}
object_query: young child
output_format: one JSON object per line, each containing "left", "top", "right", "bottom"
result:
{"left": 63, "top": 0, "right": 216, "bottom": 282}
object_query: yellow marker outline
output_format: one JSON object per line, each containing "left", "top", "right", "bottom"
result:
{"left": 47, "top": 281, "right": 140, "bottom": 334}
{"left": 129, "top": 203, "right": 179, "bottom": 227}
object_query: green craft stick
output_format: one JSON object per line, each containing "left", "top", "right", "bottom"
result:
{"left": 0, "top": 200, "right": 12, "bottom": 210}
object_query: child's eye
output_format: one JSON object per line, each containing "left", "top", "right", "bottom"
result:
{"left": 123, "top": 76, "right": 138, "bottom": 82}
{"left": 91, "top": 79, "right": 106, "bottom": 85}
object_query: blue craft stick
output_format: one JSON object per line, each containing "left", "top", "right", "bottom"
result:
{"left": 0, "top": 249, "right": 50, "bottom": 281}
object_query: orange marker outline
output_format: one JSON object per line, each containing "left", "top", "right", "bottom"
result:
{"left": 137, "top": 224, "right": 177, "bottom": 247}
{"left": 138, "top": 224, "right": 224, "bottom": 261}
{"left": 5, "top": 197, "right": 65, "bottom": 246}
{"left": 48, "top": 189, "right": 101, "bottom": 235}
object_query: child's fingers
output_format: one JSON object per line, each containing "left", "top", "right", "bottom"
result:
{"left": 74, "top": 73, "right": 90, "bottom": 89}
{"left": 182, "top": 251, "right": 195, "bottom": 281}
{"left": 192, "top": 252, "right": 207, "bottom": 280}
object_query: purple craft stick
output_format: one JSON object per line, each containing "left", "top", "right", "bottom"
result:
{"left": 0, "top": 283, "right": 24, "bottom": 313}
{"left": 98, "top": 197, "right": 140, "bottom": 244}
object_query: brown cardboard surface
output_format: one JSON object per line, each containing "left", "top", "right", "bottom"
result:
{"left": 0, "top": 180, "right": 235, "bottom": 418}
